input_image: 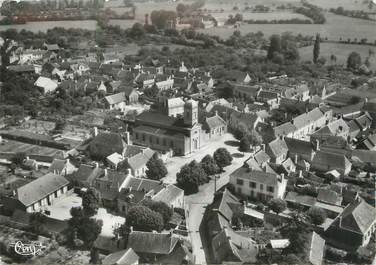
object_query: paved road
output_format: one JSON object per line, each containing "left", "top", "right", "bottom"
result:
{"left": 185, "top": 149, "right": 251, "bottom": 264}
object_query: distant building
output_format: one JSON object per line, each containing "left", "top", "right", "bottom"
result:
{"left": 34, "top": 76, "right": 58, "bottom": 94}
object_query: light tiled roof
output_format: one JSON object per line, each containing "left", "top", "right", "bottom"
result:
{"left": 105, "top": 92, "right": 126, "bottom": 105}
{"left": 16, "top": 173, "right": 69, "bottom": 206}
{"left": 231, "top": 167, "right": 279, "bottom": 186}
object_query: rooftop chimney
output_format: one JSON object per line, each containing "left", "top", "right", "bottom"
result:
{"left": 315, "top": 139, "right": 320, "bottom": 151}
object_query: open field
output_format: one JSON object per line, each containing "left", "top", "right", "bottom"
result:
{"left": 299, "top": 43, "right": 376, "bottom": 70}
{"left": 210, "top": 11, "right": 311, "bottom": 21}
{"left": 310, "top": 0, "right": 374, "bottom": 11}
{"left": 198, "top": 13, "right": 376, "bottom": 41}
{"left": 0, "top": 20, "right": 97, "bottom": 32}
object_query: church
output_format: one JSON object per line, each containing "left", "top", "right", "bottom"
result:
{"left": 132, "top": 99, "right": 202, "bottom": 156}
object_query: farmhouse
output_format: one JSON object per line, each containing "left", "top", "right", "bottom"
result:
{"left": 3, "top": 173, "right": 69, "bottom": 213}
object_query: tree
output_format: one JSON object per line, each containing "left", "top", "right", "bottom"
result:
{"left": 267, "top": 34, "right": 282, "bottom": 60}
{"left": 68, "top": 207, "right": 102, "bottom": 248}
{"left": 176, "top": 160, "right": 207, "bottom": 194}
{"left": 146, "top": 155, "right": 168, "bottom": 180}
{"left": 330, "top": 54, "right": 337, "bottom": 64}
{"left": 11, "top": 152, "right": 26, "bottom": 166}
{"left": 142, "top": 200, "right": 173, "bottom": 225}
{"left": 90, "top": 248, "right": 100, "bottom": 264}
{"left": 213, "top": 148, "right": 233, "bottom": 170}
{"left": 279, "top": 220, "right": 311, "bottom": 255}
{"left": 239, "top": 137, "right": 251, "bottom": 152}
{"left": 150, "top": 10, "right": 177, "bottom": 29}
{"left": 317, "top": 56, "right": 326, "bottom": 65}
{"left": 268, "top": 198, "right": 287, "bottom": 215}
{"left": 313, "top": 33, "right": 320, "bottom": 64}
{"left": 129, "top": 23, "right": 145, "bottom": 39}
{"left": 200, "top": 155, "right": 219, "bottom": 176}
{"left": 307, "top": 206, "right": 326, "bottom": 225}
{"left": 347, "top": 51, "right": 362, "bottom": 69}
{"left": 247, "top": 129, "right": 263, "bottom": 147}
{"left": 82, "top": 188, "right": 100, "bottom": 217}
{"left": 126, "top": 205, "right": 164, "bottom": 232}
{"left": 29, "top": 212, "right": 47, "bottom": 234}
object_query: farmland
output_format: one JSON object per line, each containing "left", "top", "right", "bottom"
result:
{"left": 299, "top": 43, "right": 376, "bottom": 70}
{"left": 198, "top": 13, "right": 376, "bottom": 41}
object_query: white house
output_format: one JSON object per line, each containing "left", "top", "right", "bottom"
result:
{"left": 34, "top": 76, "right": 58, "bottom": 94}
{"left": 230, "top": 167, "right": 287, "bottom": 201}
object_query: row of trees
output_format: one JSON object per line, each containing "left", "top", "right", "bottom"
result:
{"left": 177, "top": 148, "right": 233, "bottom": 194}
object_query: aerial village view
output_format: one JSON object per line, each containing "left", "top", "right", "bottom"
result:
{"left": 0, "top": 0, "right": 375, "bottom": 264}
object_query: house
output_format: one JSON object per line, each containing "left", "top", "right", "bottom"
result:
{"left": 3, "top": 173, "right": 69, "bottom": 213}
{"left": 203, "top": 112, "right": 227, "bottom": 138}
{"left": 34, "top": 76, "right": 58, "bottom": 94}
{"left": 307, "top": 232, "right": 325, "bottom": 265}
{"left": 311, "top": 150, "right": 352, "bottom": 175}
{"left": 7, "top": 64, "right": 36, "bottom": 74}
{"left": 122, "top": 148, "right": 155, "bottom": 177}
{"left": 133, "top": 100, "right": 202, "bottom": 156}
{"left": 152, "top": 184, "right": 184, "bottom": 209}
{"left": 230, "top": 167, "right": 287, "bottom": 201}
{"left": 73, "top": 164, "right": 104, "bottom": 187}
{"left": 285, "top": 137, "right": 316, "bottom": 163}
{"left": 265, "top": 138, "right": 288, "bottom": 164}
{"left": 127, "top": 231, "right": 192, "bottom": 264}
{"left": 229, "top": 112, "right": 262, "bottom": 132}
{"left": 273, "top": 122, "right": 297, "bottom": 139}
{"left": 43, "top": 43, "right": 60, "bottom": 52}
{"left": 325, "top": 198, "right": 376, "bottom": 249}
{"left": 155, "top": 78, "right": 174, "bottom": 91}
{"left": 117, "top": 176, "right": 165, "bottom": 214}
{"left": 161, "top": 97, "right": 185, "bottom": 117}
{"left": 232, "top": 84, "right": 260, "bottom": 101}
{"left": 102, "top": 248, "right": 139, "bottom": 265}
{"left": 104, "top": 92, "right": 126, "bottom": 111}
{"left": 311, "top": 118, "right": 350, "bottom": 143}
{"left": 283, "top": 84, "right": 310, "bottom": 101}
{"left": 291, "top": 107, "right": 327, "bottom": 140}
{"left": 257, "top": 90, "right": 280, "bottom": 109}
{"left": 123, "top": 87, "right": 139, "bottom": 104}
{"left": 106, "top": 152, "right": 124, "bottom": 169}
{"left": 48, "top": 158, "right": 77, "bottom": 176}
{"left": 358, "top": 133, "right": 376, "bottom": 150}
{"left": 203, "top": 189, "right": 258, "bottom": 264}
{"left": 317, "top": 189, "right": 342, "bottom": 206}
{"left": 94, "top": 236, "right": 127, "bottom": 255}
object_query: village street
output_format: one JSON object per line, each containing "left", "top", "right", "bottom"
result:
{"left": 178, "top": 135, "right": 253, "bottom": 264}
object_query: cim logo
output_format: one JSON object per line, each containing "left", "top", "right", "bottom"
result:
{"left": 10, "top": 241, "right": 46, "bottom": 256}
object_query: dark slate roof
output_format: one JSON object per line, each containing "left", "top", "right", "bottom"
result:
{"left": 102, "top": 248, "right": 139, "bottom": 265}
{"left": 231, "top": 167, "right": 279, "bottom": 186}
{"left": 16, "top": 173, "right": 69, "bottom": 206}
{"left": 94, "top": 236, "right": 126, "bottom": 253}
{"left": 273, "top": 122, "right": 297, "bottom": 137}
{"left": 312, "top": 151, "right": 351, "bottom": 171}
{"left": 127, "top": 231, "right": 179, "bottom": 255}
{"left": 329, "top": 198, "right": 376, "bottom": 234}
{"left": 285, "top": 137, "right": 314, "bottom": 156}
{"left": 74, "top": 164, "right": 104, "bottom": 185}
{"left": 285, "top": 192, "right": 316, "bottom": 207}
{"left": 267, "top": 138, "right": 288, "bottom": 158}
{"left": 48, "top": 159, "right": 66, "bottom": 173}
{"left": 317, "top": 189, "right": 342, "bottom": 206}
